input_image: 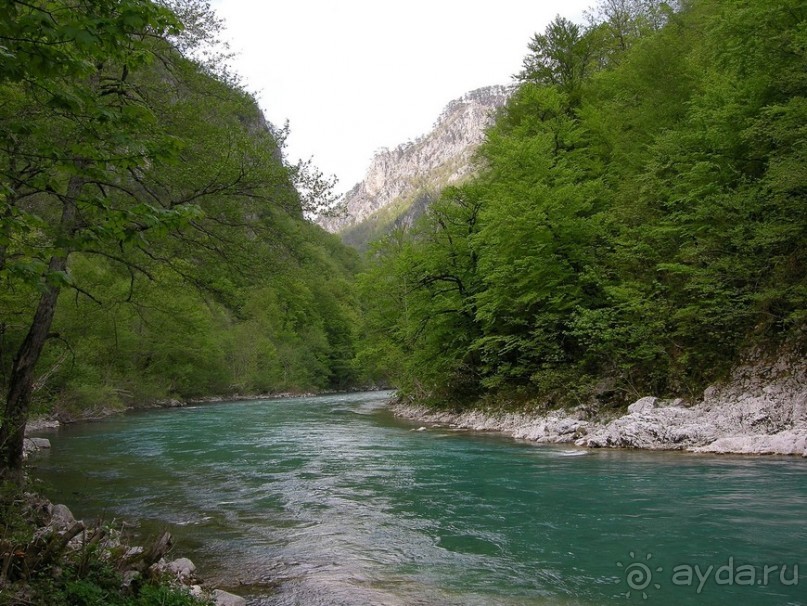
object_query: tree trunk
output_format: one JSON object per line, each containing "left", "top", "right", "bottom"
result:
{"left": 0, "top": 176, "right": 82, "bottom": 482}
{"left": 0, "top": 266, "right": 65, "bottom": 481}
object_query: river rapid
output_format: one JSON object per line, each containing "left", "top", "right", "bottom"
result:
{"left": 30, "top": 391, "right": 806, "bottom": 605}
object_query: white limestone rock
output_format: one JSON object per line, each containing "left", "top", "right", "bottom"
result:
{"left": 23, "top": 437, "right": 51, "bottom": 459}
{"left": 50, "top": 504, "right": 76, "bottom": 531}
{"left": 318, "top": 86, "right": 512, "bottom": 245}
{"left": 394, "top": 349, "right": 806, "bottom": 456}
{"left": 627, "top": 396, "right": 658, "bottom": 414}
{"left": 24, "top": 418, "right": 60, "bottom": 433}
{"left": 167, "top": 557, "right": 196, "bottom": 580}
{"left": 693, "top": 429, "right": 807, "bottom": 456}
{"left": 213, "top": 589, "right": 247, "bottom": 606}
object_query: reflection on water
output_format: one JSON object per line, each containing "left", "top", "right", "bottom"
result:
{"left": 31, "top": 392, "right": 807, "bottom": 606}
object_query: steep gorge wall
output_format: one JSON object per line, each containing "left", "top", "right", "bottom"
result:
{"left": 318, "top": 85, "right": 512, "bottom": 246}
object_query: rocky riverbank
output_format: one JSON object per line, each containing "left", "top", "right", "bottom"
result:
{"left": 22, "top": 391, "right": 322, "bottom": 438}
{"left": 0, "top": 492, "right": 248, "bottom": 606}
{"left": 393, "top": 350, "right": 807, "bottom": 456}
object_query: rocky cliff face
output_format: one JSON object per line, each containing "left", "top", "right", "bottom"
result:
{"left": 318, "top": 85, "right": 512, "bottom": 247}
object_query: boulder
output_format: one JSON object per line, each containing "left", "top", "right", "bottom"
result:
{"left": 24, "top": 418, "right": 60, "bottom": 433}
{"left": 167, "top": 557, "right": 196, "bottom": 580}
{"left": 50, "top": 504, "right": 76, "bottom": 531}
{"left": 23, "top": 437, "right": 51, "bottom": 459}
{"left": 693, "top": 429, "right": 807, "bottom": 456}
{"left": 122, "top": 570, "right": 141, "bottom": 589}
{"left": 213, "top": 589, "right": 247, "bottom": 606}
{"left": 627, "top": 396, "right": 658, "bottom": 414}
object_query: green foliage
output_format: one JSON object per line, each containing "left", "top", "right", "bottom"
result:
{"left": 40, "top": 573, "right": 209, "bottom": 606}
{"left": 23, "top": 211, "right": 365, "bottom": 410}
{"left": 2, "top": 560, "right": 211, "bottom": 606}
{"left": 360, "top": 0, "right": 807, "bottom": 409}
{"left": 341, "top": 189, "right": 438, "bottom": 251}
{"left": 0, "top": 0, "right": 368, "bottom": 432}
{"left": 518, "top": 16, "right": 593, "bottom": 106}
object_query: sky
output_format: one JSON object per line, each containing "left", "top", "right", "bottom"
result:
{"left": 210, "top": 0, "right": 594, "bottom": 195}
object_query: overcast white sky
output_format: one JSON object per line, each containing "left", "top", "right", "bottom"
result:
{"left": 210, "top": 0, "right": 594, "bottom": 194}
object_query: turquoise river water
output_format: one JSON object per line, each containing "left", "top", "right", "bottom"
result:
{"left": 30, "top": 391, "right": 806, "bottom": 605}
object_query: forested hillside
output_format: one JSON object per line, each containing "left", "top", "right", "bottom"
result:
{"left": 358, "top": 0, "right": 806, "bottom": 408}
{"left": 0, "top": 0, "right": 365, "bottom": 477}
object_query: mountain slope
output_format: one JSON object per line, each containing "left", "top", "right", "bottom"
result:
{"left": 319, "top": 85, "right": 512, "bottom": 248}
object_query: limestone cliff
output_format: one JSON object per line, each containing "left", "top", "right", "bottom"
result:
{"left": 318, "top": 85, "right": 512, "bottom": 248}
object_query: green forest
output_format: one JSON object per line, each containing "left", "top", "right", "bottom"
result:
{"left": 360, "top": 0, "right": 806, "bottom": 408}
{"left": 1, "top": 0, "right": 806, "bottom": 475}
{"left": 0, "top": 0, "right": 365, "bottom": 479}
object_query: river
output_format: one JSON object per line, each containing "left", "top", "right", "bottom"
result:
{"left": 30, "top": 391, "right": 806, "bottom": 605}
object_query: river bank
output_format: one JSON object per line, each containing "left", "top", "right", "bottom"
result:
{"left": 20, "top": 419, "right": 253, "bottom": 604}
{"left": 21, "top": 396, "right": 309, "bottom": 464}
{"left": 393, "top": 350, "right": 807, "bottom": 457}
{"left": 23, "top": 390, "right": 326, "bottom": 437}
{"left": 0, "top": 489, "right": 249, "bottom": 606}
